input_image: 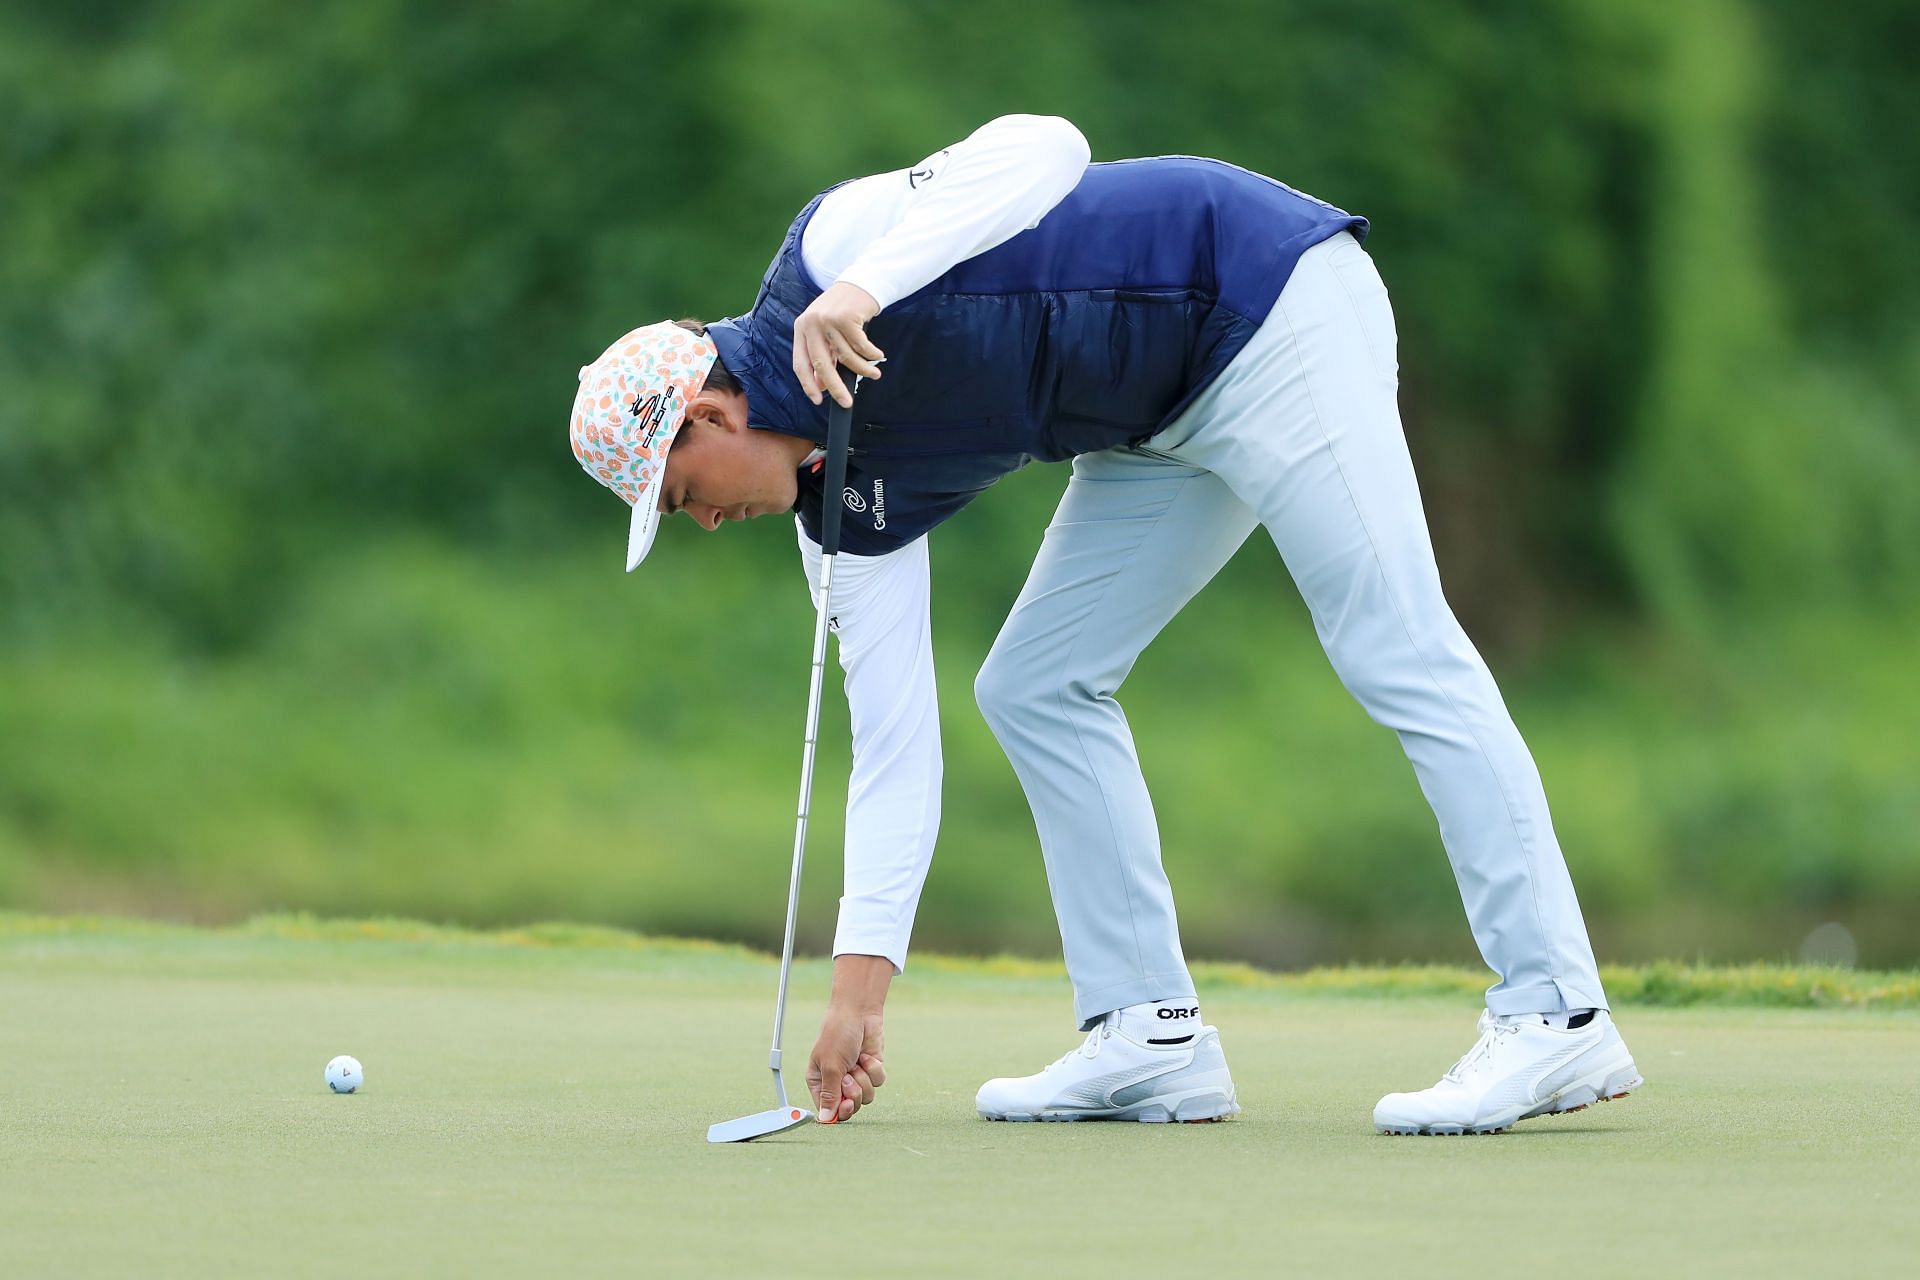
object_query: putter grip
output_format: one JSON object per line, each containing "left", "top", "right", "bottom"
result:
{"left": 820, "top": 378, "right": 854, "bottom": 557}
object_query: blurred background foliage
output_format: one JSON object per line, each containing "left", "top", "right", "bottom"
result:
{"left": 3, "top": 0, "right": 1916, "bottom": 969}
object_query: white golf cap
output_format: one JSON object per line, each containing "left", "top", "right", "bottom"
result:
{"left": 567, "top": 321, "right": 719, "bottom": 571}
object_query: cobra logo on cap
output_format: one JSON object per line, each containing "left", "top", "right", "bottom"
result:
{"left": 631, "top": 387, "right": 678, "bottom": 449}
{"left": 567, "top": 321, "right": 717, "bottom": 513}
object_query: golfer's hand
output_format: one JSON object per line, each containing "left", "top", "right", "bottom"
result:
{"left": 792, "top": 281, "right": 884, "bottom": 408}
{"left": 807, "top": 1005, "right": 885, "bottom": 1124}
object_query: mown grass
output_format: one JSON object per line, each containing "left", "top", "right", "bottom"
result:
{"left": 4, "top": 912, "right": 1917, "bottom": 1278}
{"left": 6, "top": 911, "right": 1915, "bottom": 1008}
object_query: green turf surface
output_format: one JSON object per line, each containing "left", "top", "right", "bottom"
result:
{"left": 4, "top": 919, "right": 1917, "bottom": 1277}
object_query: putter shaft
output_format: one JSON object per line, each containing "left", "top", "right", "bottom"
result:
{"left": 769, "top": 545, "right": 836, "bottom": 1108}
{"left": 760, "top": 376, "right": 859, "bottom": 1116}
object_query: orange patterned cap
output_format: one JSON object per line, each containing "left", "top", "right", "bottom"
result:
{"left": 568, "top": 321, "right": 719, "bottom": 571}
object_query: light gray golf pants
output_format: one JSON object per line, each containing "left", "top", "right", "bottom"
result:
{"left": 973, "top": 231, "right": 1610, "bottom": 1029}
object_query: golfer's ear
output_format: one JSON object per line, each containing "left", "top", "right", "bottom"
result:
{"left": 692, "top": 387, "right": 748, "bottom": 433}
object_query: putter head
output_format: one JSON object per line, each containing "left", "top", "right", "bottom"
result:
{"left": 707, "top": 1105, "right": 812, "bottom": 1144}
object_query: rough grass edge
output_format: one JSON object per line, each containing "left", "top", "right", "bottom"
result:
{"left": 4, "top": 910, "right": 1915, "bottom": 1009}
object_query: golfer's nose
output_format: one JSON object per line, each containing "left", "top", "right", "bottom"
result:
{"left": 689, "top": 503, "right": 725, "bottom": 531}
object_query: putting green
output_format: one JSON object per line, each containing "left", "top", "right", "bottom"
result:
{"left": 3, "top": 919, "right": 1915, "bottom": 1278}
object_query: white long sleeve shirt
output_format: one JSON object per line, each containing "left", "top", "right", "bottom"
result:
{"left": 794, "top": 115, "right": 1091, "bottom": 970}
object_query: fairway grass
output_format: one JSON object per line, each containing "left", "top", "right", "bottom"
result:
{"left": 4, "top": 919, "right": 1916, "bottom": 1277}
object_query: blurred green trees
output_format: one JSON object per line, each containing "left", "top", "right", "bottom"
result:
{"left": 2, "top": 1, "right": 1915, "bottom": 966}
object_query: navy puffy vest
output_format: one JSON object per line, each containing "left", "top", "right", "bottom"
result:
{"left": 708, "top": 156, "right": 1365, "bottom": 555}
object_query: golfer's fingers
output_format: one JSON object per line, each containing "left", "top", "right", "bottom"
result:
{"left": 851, "top": 326, "right": 885, "bottom": 364}
{"left": 805, "top": 330, "right": 835, "bottom": 406}
{"left": 803, "top": 330, "right": 852, "bottom": 408}
{"left": 817, "top": 349, "right": 853, "bottom": 408}
{"left": 791, "top": 322, "right": 819, "bottom": 403}
{"left": 857, "top": 1052, "right": 886, "bottom": 1089}
{"left": 814, "top": 1059, "right": 845, "bottom": 1122}
{"left": 837, "top": 1092, "right": 859, "bottom": 1122}
{"left": 792, "top": 323, "right": 835, "bottom": 404}
{"left": 844, "top": 1066, "right": 875, "bottom": 1106}
{"left": 826, "top": 328, "right": 883, "bottom": 381}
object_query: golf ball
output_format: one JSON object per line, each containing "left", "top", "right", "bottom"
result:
{"left": 325, "top": 1055, "right": 364, "bottom": 1093}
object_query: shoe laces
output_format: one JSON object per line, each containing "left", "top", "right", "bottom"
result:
{"left": 1442, "top": 1009, "right": 1519, "bottom": 1084}
{"left": 1051, "top": 1020, "right": 1113, "bottom": 1069}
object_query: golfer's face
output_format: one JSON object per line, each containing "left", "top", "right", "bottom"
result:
{"left": 658, "top": 414, "right": 798, "bottom": 531}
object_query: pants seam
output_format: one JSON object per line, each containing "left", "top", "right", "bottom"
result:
{"left": 1322, "top": 239, "right": 1392, "bottom": 386}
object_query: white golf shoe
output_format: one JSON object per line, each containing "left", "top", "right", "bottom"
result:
{"left": 1374, "top": 1008, "right": 1643, "bottom": 1135}
{"left": 976, "top": 1015, "right": 1240, "bottom": 1123}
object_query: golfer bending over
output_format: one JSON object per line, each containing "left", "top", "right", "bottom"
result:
{"left": 568, "top": 115, "right": 1642, "bottom": 1135}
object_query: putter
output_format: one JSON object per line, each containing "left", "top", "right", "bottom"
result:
{"left": 707, "top": 372, "right": 860, "bottom": 1144}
